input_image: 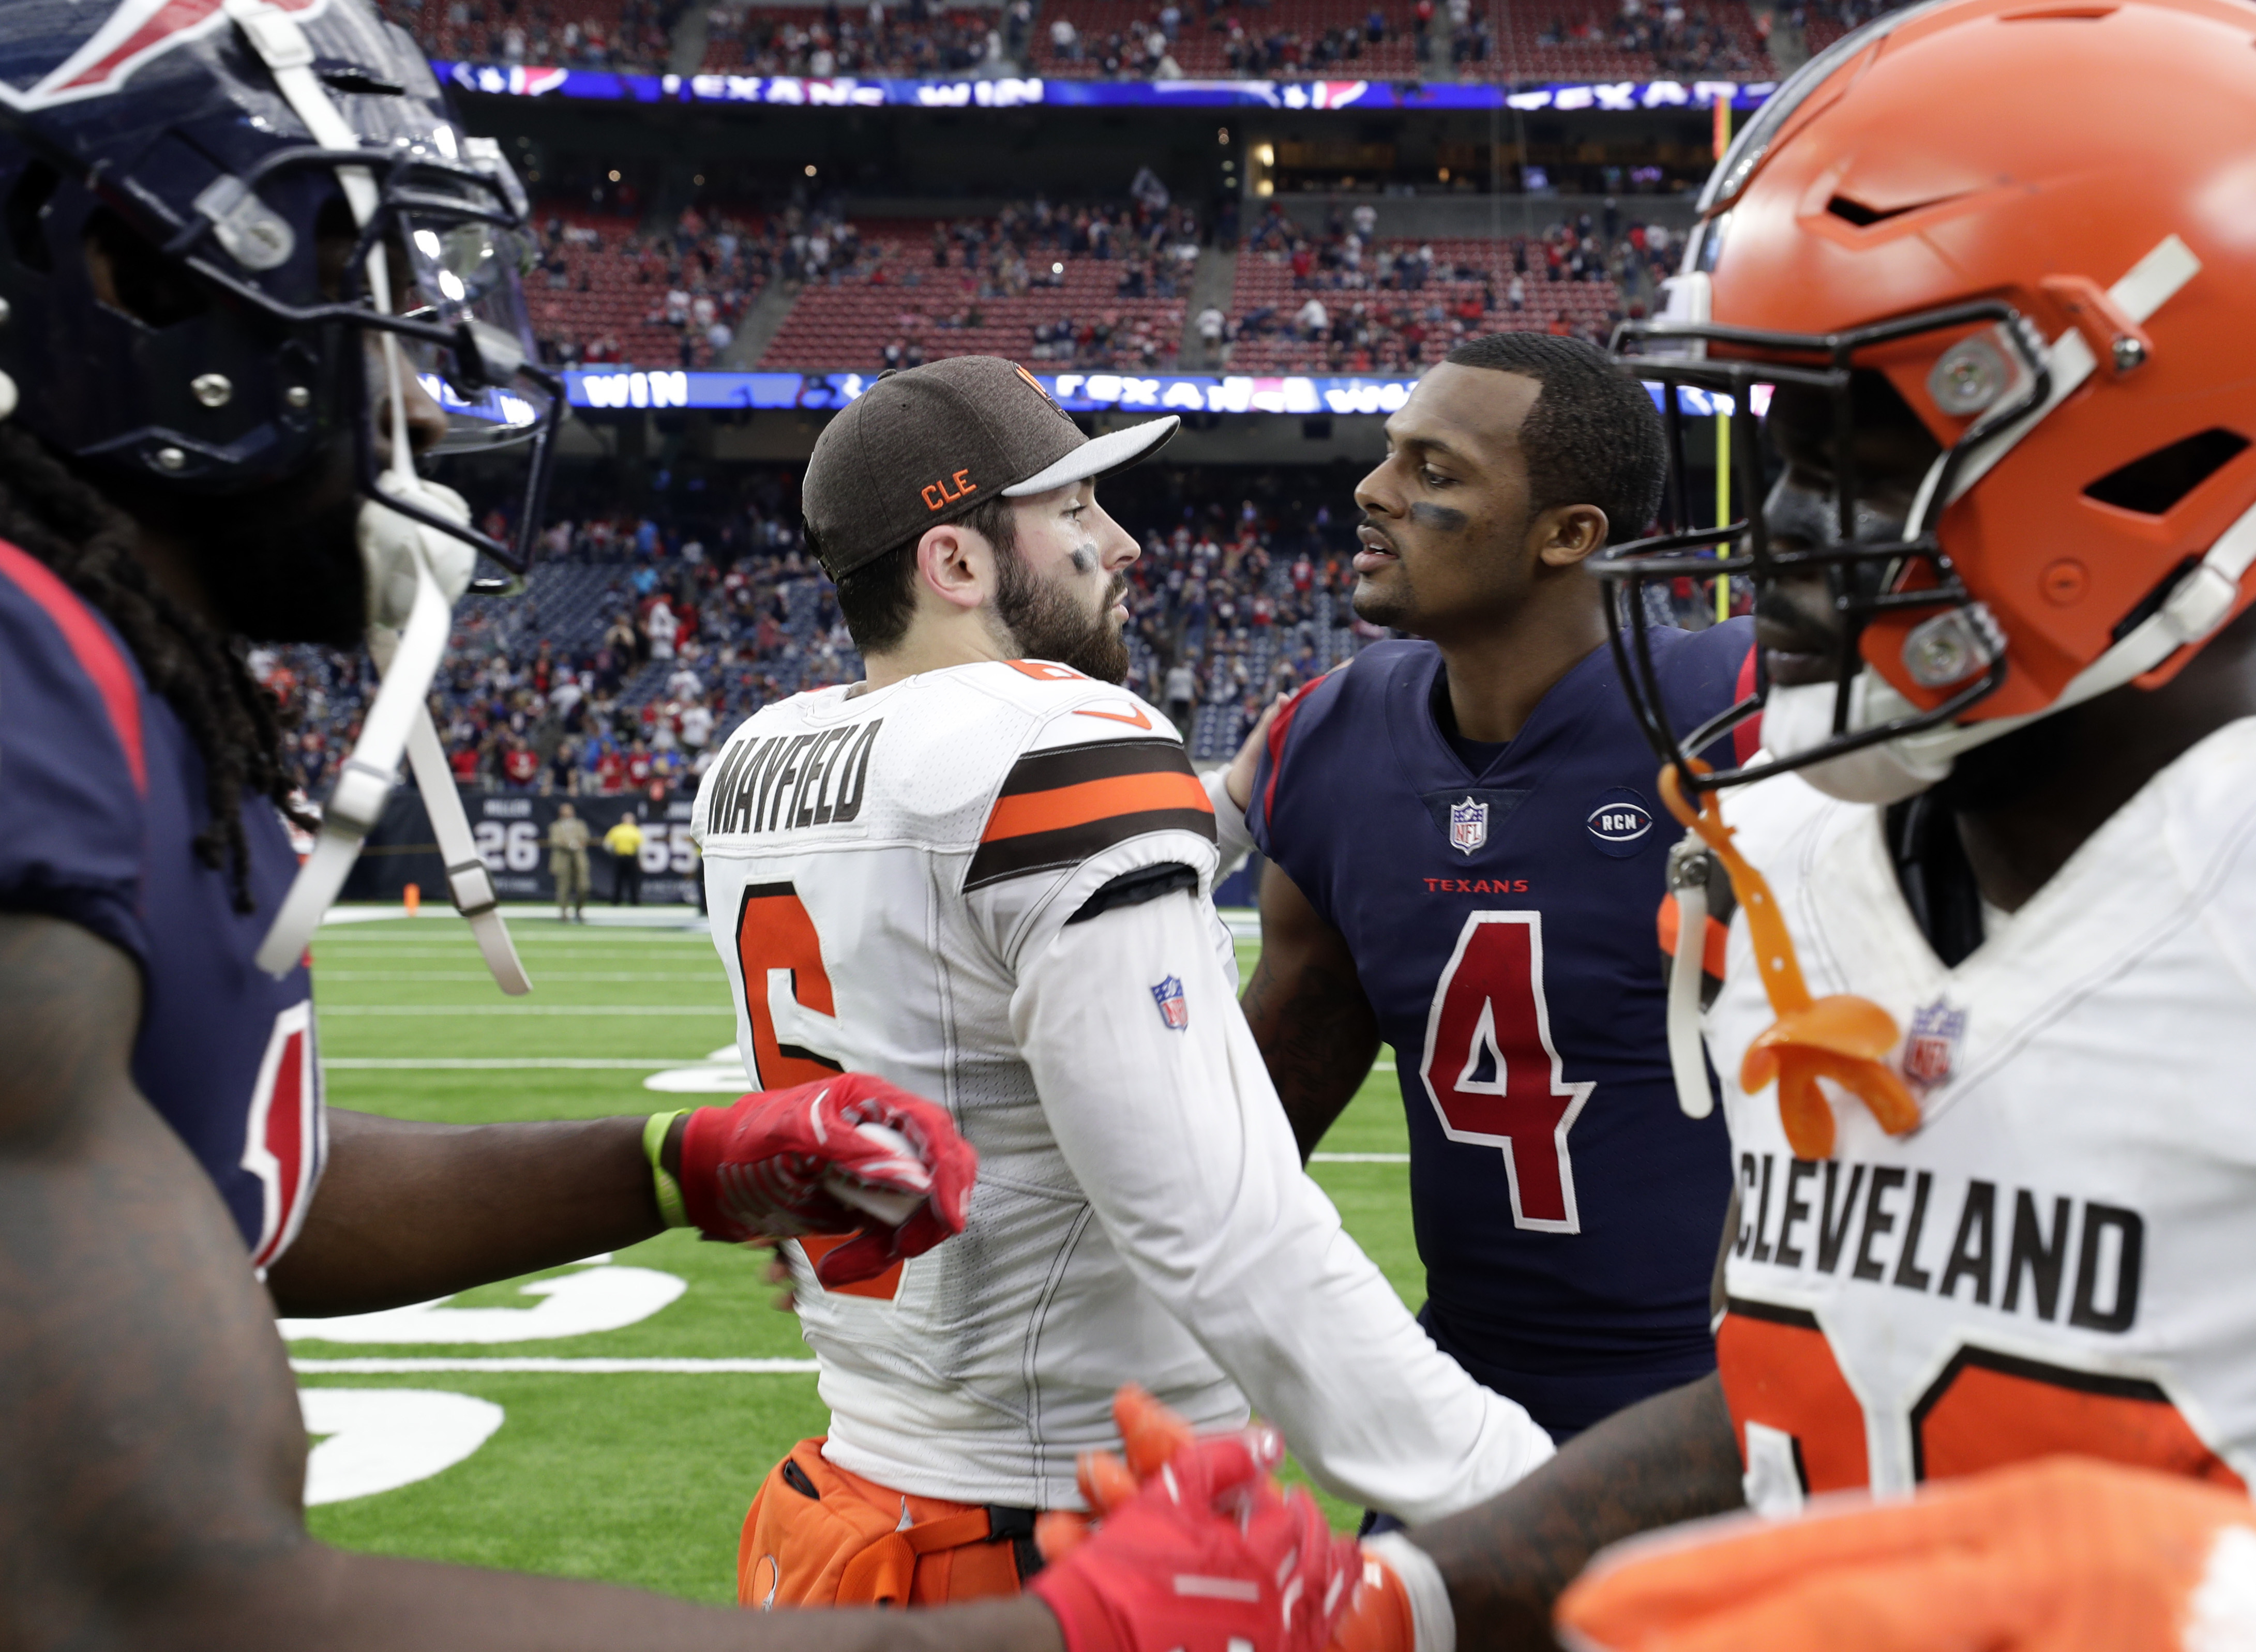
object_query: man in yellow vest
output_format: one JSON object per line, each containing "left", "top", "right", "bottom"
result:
{"left": 603, "top": 812, "right": 645, "bottom": 906}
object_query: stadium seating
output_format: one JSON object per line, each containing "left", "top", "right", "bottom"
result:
{"left": 1220, "top": 235, "right": 1623, "bottom": 373}
{"left": 1039, "top": 0, "right": 1422, "bottom": 78}
{"left": 702, "top": 4, "right": 999, "bottom": 71}
{"left": 383, "top": 0, "right": 1787, "bottom": 78}
{"left": 758, "top": 217, "right": 1187, "bottom": 370}
{"left": 521, "top": 201, "right": 767, "bottom": 369}
{"left": 1796, "top": 0, "right": 1891, "bottom": 54}
{"left": 378, "top": 0, "right": 677, "bottom": 70}
{"left": 1479, "top": 0, "right": 1770, "bottom": 80}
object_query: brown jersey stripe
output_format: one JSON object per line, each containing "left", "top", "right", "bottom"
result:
{"left": 984, "top": 769, "right": 1211, "bottom": 843}
{"left": 965, "top": 807, "right": 1219, "bottom": 890}
{"left": 998, "top": 736, "right": 1193, "bottom": 798}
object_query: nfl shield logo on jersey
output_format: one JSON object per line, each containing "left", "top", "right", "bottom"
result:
{"left": 1448, "top": 797, "right": 1488, "bottom": 855}
{"left": 1150, "top": 975, "right": 1189, "bottom": 1031}
{"left": 1902, "top": 999, "right": 1967, "bottom": 1090}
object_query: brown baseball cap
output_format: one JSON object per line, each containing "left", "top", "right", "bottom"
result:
{"left": 801, "top": 357, "right": 1179, "bottom": 579}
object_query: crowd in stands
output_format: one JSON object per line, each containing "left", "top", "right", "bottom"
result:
{"left": 255, "top": 465, "right": 1465, "bottom": 814}
{"left": 527, "top": 200, "right": 786, "bottom": 369}
{"left": 379, "top": 0, "right": 681, "bottom": 69}
{"left": 1045, "top": 0, "right": 1408, "bottom": 77}
{"left": 1782, "top": 0, "right": 1910, "bottom": 51}
{"left": 259, "top": 479, "right": 853, "bottom": 809}
{"left": 1207, "top": 199, "right": 1675, "bottom": 372}
{"left": 703, "top": 0, "right": 1028, "bottom": 73}
{"left": 261, "top": 445, "right": 1745, "bottom": 823}
{"left": 379, "top": 0, "right": 1804, "bottom": 80}
{"left": 758, "top": 186, "right": 1200, "bottom": 372}
{"left": 514, "top": 179, "right": 1686, "bottom": 376}
{"left": 1535, "top": 0, "right": 1768, "bottom": 74}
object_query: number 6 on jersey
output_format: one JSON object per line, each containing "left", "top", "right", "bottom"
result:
{"left": 1419, "top": 911, "right": 1593, "bottom": 1233}
{"left": 734, "top": 881, "right": 846, "bottom": 1088}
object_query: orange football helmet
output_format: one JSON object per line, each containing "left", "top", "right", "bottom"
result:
{"left": 1600, "top": 0, "right": 2256, "bottom": 798}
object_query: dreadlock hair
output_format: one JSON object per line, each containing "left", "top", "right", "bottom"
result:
{"left": 0, "top": 425, "right": 299, "bottom": 912}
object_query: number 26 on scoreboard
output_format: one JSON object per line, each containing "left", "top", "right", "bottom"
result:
{"left": 1418, "top": 911, "right": 1595, "bottom": 1234}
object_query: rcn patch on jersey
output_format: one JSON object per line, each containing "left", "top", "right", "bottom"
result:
{"left": 1150, "top": 974, "right": 1189, "bottom": 1030}
{"left": 1585, "top": 787, "right": 1656, "bottom": 858}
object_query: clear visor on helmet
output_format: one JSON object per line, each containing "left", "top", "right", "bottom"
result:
{"left": 394, "top": 211, "right": 552, "bottom": 453}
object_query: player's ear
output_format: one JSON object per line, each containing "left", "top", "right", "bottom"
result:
{"left": 914, "top": 522, "right": 988, "bottom": 614}
{"left": 1532, "top": 503, "right": 1608, "bottom": 569}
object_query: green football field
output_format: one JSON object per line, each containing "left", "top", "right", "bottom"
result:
{"left": 295, "top": 905, "right": 1420, "bottom": 1602}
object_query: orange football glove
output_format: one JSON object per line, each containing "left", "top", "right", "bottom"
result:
{"left": 1028, "top": 1386, "right": 1362, "bottom": 1652}
{"left": 1556, "top": 1454, "right": 2256, "bottom": 1652}
{"left": 1035, "top": 1384, "right": 1200, "bottom": 1564}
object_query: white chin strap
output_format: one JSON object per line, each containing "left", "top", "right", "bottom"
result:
{"left": 1770, "top": 232, "right": 2256, "bottom": 806}
{"left": 236, "top": 0, "right": 529, "bottom": 993}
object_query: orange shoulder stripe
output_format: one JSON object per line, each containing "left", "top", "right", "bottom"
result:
{"left": 983, "top": 769, "right": 1211, "bottom": 843}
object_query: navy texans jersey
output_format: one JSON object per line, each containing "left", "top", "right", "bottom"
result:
{"left": 0, "top": 541, "right": 323, "bottom": 1271}
{"left": 1248, "top": 624, "right": 1754, "bottom": 1438}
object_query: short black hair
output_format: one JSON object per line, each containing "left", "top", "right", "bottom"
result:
{"left": 825, "top": 492, "right": 1019, "bottom": 655}
{"left": 1444, "top": 332, "right": 1665, "bottom": 544}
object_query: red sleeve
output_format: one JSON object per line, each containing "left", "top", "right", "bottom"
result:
{"left": 1246, "top": 671, "right": 1329, "bottom": 855}
{"left": 1731, "top": 637, "right": 1763, "bottom": 769}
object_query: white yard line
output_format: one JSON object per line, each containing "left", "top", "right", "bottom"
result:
{"left": 317, "top": 1005, "right": 734, "bottom": 1016}
{"left": 1309, "top": 1153, "right": 1410, "bottom": 1163}
{"left": 291, "top": 1357, "right": 819, "bottom": 1374}
{"left": 318, "top": 972, "right": 725, "bottom": 982}
{"left": 324, "top": 1057, "right": 712, "bottom": 1069}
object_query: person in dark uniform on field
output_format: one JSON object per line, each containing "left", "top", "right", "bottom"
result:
{"left": 1234, "top": 335, "right": 1756, "bottom": 1455}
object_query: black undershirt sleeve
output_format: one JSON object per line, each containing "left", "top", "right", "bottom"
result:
{"left": 1066, "top": 862, "right": 1199, "bottom": 924}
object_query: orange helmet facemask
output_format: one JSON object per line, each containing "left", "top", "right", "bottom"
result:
{"left": 1598, "top": 0, "right": 2256, "bottom": 806}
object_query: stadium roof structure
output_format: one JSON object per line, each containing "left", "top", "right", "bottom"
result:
{"left": 439, "top": 63, "right": 1780, "bottom": 113}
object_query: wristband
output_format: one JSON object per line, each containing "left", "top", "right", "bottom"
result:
{"left": 644, "top": 1109, "right": 689, "bottom": 1229}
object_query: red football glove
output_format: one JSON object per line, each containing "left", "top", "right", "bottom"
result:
{"left": 1030, "top": 1387, "right": 1362, "bottom": 1652}
{"left": 677, "top": 1074, "right": 975, "bottom": 1286}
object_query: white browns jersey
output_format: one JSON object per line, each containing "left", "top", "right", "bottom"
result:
{"left": 1706, "top": 719, "right": 2256, "bottom": 1515}
{"left": 693, "top": 658, "right": 1553, "bottom": 1517}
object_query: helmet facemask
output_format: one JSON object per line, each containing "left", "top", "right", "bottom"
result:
{"left": 172, "top": 136, "right": 564, "bottom": 579}
{"left": 1598, "top": 296, "right": 2052, "bottom": 806}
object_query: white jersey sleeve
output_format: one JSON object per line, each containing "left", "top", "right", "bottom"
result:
{"left": 1012, "top": 868, "right": 1557, "bottom": 1523}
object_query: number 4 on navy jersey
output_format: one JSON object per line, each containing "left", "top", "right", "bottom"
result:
{"left": 1419, "top": 912, "right": 1594, "bottom": 1233}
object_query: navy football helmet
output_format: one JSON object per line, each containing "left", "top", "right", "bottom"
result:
{"left": 0, "top": 0, "right": 560, "bottom": 573}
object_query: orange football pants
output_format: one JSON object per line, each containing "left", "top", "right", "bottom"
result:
{"left": 737, "top": 1437, "right": 1035, "bottom": 1609}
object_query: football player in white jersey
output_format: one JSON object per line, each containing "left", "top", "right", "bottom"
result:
{"left": 1266, "top": 1, "right": 2256, "bottom": 1648}
{"left": 691, "top": 356, "right": 1555, "bottom": 1610}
